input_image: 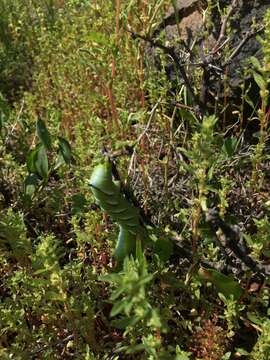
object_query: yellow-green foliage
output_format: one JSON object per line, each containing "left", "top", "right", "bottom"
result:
{"left": 1, "top": 1, "right": 270, "bottom": 359}
{"left": 261, "top": 9, "right": 270, "bottom": 68}
{"left": 250, "top": 318, "right": 270, "bottom": 360}
{"left": 0, "top": 209, "right": 31, "bottom": 263}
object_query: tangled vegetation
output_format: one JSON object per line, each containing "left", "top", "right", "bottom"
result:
{"left": 0, "top": 1, "right": 270, "bottom": 359}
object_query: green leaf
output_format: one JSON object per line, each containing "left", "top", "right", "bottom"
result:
{"left": 235, "top": 348, "right": 250, "bottom": 356}
{"left": 26, "top": 145, "right": 40, "bottom": 173}
{"left": 247, "top": 312, "right": 263, "bottom": 326}
{"left": 87, "top": 32, "right": 108, "bottom": 45}
{"left": 71, "top": 194, "right": 87, "bottom": 214}
{"left": 198, "top": 267, "right": 243, "bottom": 300}
{"left": 147, "top": 309, "right": 162, "bottom": 328}
{"left": 24, "top": 173, "right": 39, "bottom": 198}
{"left": 58, "top": 136, "right": 72, "bottom": 164}
{"left": 222, "top": 137, "right": 238, "bottom": 157}
{"left": 249, "top": 56, "right": 261, "bottom": 71}
{"left": 245, "top": 94, "right": 256, "bottom": 110}
{"left": 125, "top": 343, "right": 147, "bottom": 354}
{"left": 36, "top": 119, "right": 52, "bottom": 150}
{"left": 263, "top": 249, "right": 270, "bottom": 257}
{"left": 35, "top": 145, "right": 49, "bottom": 180}
{"left": 110, "top": 299, "right": 128, "bottom": 317}
{"left": 175, "top": 345, "right": 192, "bottom": 360}
{"left": 221, "top": 352, "right": 232, "bottom": 360}
{"left": 253, "top": 71, "right": 267, "bottom": 90}
{"left": 160, "top": 274, "right": 187, "bottom": 290}
{"left": 153, "top": 238, "right": 173, "bottom": 262}
{"left": 111, "top": 315, "right": 140, "bottom": 329}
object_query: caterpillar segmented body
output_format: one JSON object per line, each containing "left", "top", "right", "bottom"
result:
{"left": 89, "top": 161, "right": 146, "bottom": 263}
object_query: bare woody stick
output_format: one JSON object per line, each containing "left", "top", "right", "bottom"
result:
{"left": 127, "top": 29, "right": 205, "bottom": 118}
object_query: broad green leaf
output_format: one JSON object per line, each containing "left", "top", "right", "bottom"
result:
{"left": 221, "top": 352, "right": 232, "bottom": 360}
{"left": 147, "top": 309, "right": 162, "bottom": 328}
{"left": 175, "top": 345, "right": 192, "bottom": 360}
{"left": 153, "top": 238, "right": 173, "bottom": 262}
{"left": 110, "top": 299, "right": 128, "bottom": 317}
{"left": 125, "top": 343, "right": 147, "bottom": 354}
{"left": 87, "top": 32, "right": 108, "bottom": 45}
{"left": 222, "top": 136, "right": 237, "bottom": 157}
{"left": 26, "top": 145, "right": 41, "bottom": 173}
{"left": 253, "top": 71, "right": 267, "bottom": 90}
{"left": 58, "top": 136, "right": 72, "bottom": 164}
{"left": 245, "top": 94, "right": 256, "bottom": 110}
{"left": 198, "top": 267, "right": 243, "bottom": 300}
{"left": 247, "top": 312, "right": 263, "bottom": 326}
{"left": 35, "top": 145, "right": 49, "bottom": 180}
{"left": 249, "top": 56, "right": 261, "bottom": 71}
{"left": 24, "top": 173, "right": 39, "bottom": 198}
{"left": 263, "top": 249, "right": 270, "bottom": 257}
{"left": 36, "top": 119, "right": 52, "bottom": 150}
{"left": 235, "top": 348, "right": 250, "bottom": 356}
{"left": 71, "top": 194, "right": 87, "bottom": 214}
{"left": 111, "top": 315, "right": 140, "bottom": 329}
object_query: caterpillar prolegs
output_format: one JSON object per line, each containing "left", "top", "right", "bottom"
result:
{"left": 89, "top": 161, "right": 147, "bottom": 263}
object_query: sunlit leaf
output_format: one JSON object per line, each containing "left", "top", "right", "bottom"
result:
{"left": 87, "top": 32, "right": 108, "bottom": 45}
{"left": 198, "top": 267, "right": 243, "bottom": 300}
{"left": 249, "top": 56, "right": 261, "bottom": 71}
{"left": 58, "top": 136, "right": 72, "bottom": 164}
{"left": 111, "top": 315, "right": 140, "bottom": 329}
{"left": 26, "top": 145, "right": 40, "bottom": 173}
{"left": 36, "top": 119, "right": 52, "bottom": 150}
{"left": 253, "top": 71, "right": 267, "bottom": 90}
{"left": 222, "top": 137, "right": 237, "bottom": 157}
{"left": 35, "top": 144, "right": 49, "bottom": 180}
{"left": 153, "top": 238, "right": 173, "bottom": 262}
{"left": 71, "top": 193, "right": 87, "bottom": 214}
{"left": 24, "top": 173, "right": 39, "bottom": 198}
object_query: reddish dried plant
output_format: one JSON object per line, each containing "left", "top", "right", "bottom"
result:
{"left": 189, "top": 314, "right": 229, "bottom": 360}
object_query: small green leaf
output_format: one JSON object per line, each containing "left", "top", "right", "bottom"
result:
{"left": 58, "top": 136, "right": 72, "bottom": 164}
{"left": 198, "top": 267, "right": 243, "bottom": 300}
{"left": 253, "top": 71, "right": 267, "bottom": 90}
{"left": 111, "top": 316, "right": 140, "bottom": 329}
{"left": 153, "top": 238, "right": 173, "bottom": 262}
{"left": 35, "top": 145, "right": 49, "bottom": 180}
{"left": 222, "top": 137, "right": 237, "bottom": 157}
{"left": 124, "top": 343, "right": 147, "bottom": 354}
{"left": 175, "top": 345, "right": 192, "bottom": 360}
{"left": 27, "top": 145, "right": 40, "bottom": 173}
{"left": 147, "top": 309, "right": 162, "bottom": 328}
{"left": 110, "top": 299, "right": 128, "bottom": 317}
{"left": 263, "top": 249, "right": 270, "bottom": 257}
{"left": 24, "top": 173, "right": 39, "bottom": 198}
{"left": 36, "top": 119, "right": 52, "bottom": 150}
{"left": 71, "top": 194, "right": 87, "bottom": 214}
{"left": 249, "top": 56, "right": 261, "bottom": 71}
{"left": 235, "top": 348, "right": 250, "bottom": 356}
{"left": 247, "top": 312, "right": 263, "bottom": 326}
{"left": 245, "top": 94, "right": 256, "bottom": 110}
{"left": 87, "top": 32, "right": 108, "bottom": 45}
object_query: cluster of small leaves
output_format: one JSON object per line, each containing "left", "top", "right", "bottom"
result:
{"left": 24, "top": 118, "right": 72, "bottom": 203}
{"left": 0, "top": 1, "right": 270, "bottom": 359}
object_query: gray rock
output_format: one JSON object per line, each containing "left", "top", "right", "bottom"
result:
{"left": 147, "top": 0, "right": 270, "bottom": 115}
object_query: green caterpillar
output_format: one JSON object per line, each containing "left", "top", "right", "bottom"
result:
{"left": 89, "top": 161, "right": 147, "bottom": 264}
